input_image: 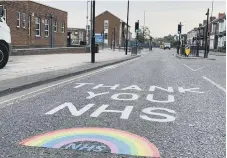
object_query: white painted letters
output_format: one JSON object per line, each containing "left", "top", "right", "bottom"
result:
{"left": 111, "top": 93, "right": 139, "bottom": 101}
{"left": 178, "top": 87, "right": 204, "bottom": 93}
{"left": 45, "top": 102, "right": 94, "bottom": 116}
{"left": 74, "top": 83, "right": 93, "bottom": 89}
{"left": 140, "top": 107, "right": 176, "bottom": 122}
{"left": 86, "top": 91, "right": 109, "bottom": 99}
{"left": 121, "top": 85, "right": 142, "bottom": 91}
{"left": 146, "top": 94, "right": 174, "bottom": 103}
{"left": 149, "top": 86, "right": 174, "bottom": 92}
{"left": 92, "top": 84, "right": 120, "bottom": 90}
{"left": 90, "top": 105, "right": 134, "bottom": 119}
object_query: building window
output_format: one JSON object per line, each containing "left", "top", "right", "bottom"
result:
{"left": 79, "top": 31, "right": 84, "bottom": 41}
{"left": 22, "top": 13, "right": 26, "bottom": 28}
{"left": 17, "top": 12, "right": 20, "bottom": 28}
{"left": 61, "top": 22, "right": 65, "bottom": 33}
{"left": 44, "top": 19, "right": 49, "bottom": 37}
{"left": 53, "top": 20, "right": 57, "bottom": 32}
{"left": 3, "top": 9, "right": 6, "bottom": 22}
{"left": 104, "top": 33, "right": 108, "bottom": 39}
{"left": 28, "top": 15, "right": 31, "bottom": 35}
{"left": 35, "top": 17, "right": 41, "bottom": 36}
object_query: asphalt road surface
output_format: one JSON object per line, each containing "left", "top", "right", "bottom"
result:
{"left": 0, "top": 48, "right": 225, "bottom": 158}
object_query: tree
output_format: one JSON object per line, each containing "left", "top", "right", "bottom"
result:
{"left": 137, "top": 26, "right": 151, "bottom": 43}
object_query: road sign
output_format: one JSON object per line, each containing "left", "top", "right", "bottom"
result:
{"left": 95, "top": 34, "right": 104, "bottom": 43}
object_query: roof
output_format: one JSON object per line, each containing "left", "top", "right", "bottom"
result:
{"left": 96, "top": 10, "right": 130, "bottom": 27}
{"left": 30, "top": 0, "right": 67, "bottom": 13}
{"left": 209, "top": 14, "right": 226, "bottom": 25}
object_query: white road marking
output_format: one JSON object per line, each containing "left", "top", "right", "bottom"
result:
{"left": 0, "top": 58, "right": 139, "bottom": 106}
{"left": 183, "top": 64, "right": 206, "bottom": 72}
{"left": 202, "top": 76, "right": 226, "bottom": 93}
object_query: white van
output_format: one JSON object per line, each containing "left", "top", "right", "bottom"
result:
{"left": 0, "top": 5, "right": 11, "bottom": 69}
{"left": 164, "top": 43, "right": 171, "bottom": 50}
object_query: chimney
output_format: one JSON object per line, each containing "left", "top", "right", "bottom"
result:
{"left": 203, "top": 20, "right": 207, "bottom": 26}
{"left": 218, "top": 13, "right": 225, "bottom": 18}
{"left": 210, "top": 16, "right": 216, "bottom": 22}
{"left": 199, "top": 23, "right": 202, "bottom": 27}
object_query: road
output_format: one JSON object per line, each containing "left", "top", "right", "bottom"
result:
{"left": 0, "top": 48, "right": 225, "bottom": 158}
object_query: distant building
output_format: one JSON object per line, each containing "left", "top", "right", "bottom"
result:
{"left": 95, "top": 10, "right": 131, "bottom": 48}
{"left": 67, "top": 28, "right": 86, "bottom": 45}
{"left": 187, "top": 12, "right": 226, "bottom": 52}
{"left": 0, "top": 1, "right": 67, "bottom": 48}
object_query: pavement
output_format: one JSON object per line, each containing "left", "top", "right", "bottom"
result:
{"left": 0, "top": 49, "right": 141, "bottom": 94}
{"left": 199, "top": 50, "right": 226, "bottom": 56}
{"left": 0, "top": 48, "right": 225, "bottom": 158}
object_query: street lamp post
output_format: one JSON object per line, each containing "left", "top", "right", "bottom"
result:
{"left": 125, "top": 0, "right": 129, "bottom": 55}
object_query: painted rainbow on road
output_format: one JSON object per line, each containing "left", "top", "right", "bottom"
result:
{"left": 20, "top": 127, "right": 160, "bottom": 157}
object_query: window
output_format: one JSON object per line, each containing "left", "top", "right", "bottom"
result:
{"left": 22, "top": 13, "right": 26, "bottom": 28}
{"left": 35, "top": 17, "right": 41, "bottom": 36}
{"left": 61, "top": 22, "right": 65, "bottom": 33}
{"left": 44, "top": 19, "right": 49, "bottom": 37}
{"left": 79, "top": 31, "right": 84, "bottom": 41}
{"left": 104, "top": 33, "right": 108, "bottom": 39}
{"left": 17, "top": 12, "right": 20, "bottom": 28}
{"left": 3, "top": 9, "right": 6, "bottom": 22}
{"left": 28, "top": 15, "right": 31, "bottom": 35}
{"left": 53, "top": 20, "right": 57, "bottom": 32}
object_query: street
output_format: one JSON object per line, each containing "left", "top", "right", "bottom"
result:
{"left": 0, "top": 48, "right": 225, "bottom": 158}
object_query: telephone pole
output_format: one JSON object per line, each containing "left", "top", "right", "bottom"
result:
{"left": 125, "top": 0, "right": 129, "bottom": 55}
{"left": 204, "top": 8, "right": 209, "bottom": 58}
{"left": 91, "top": 0, "right": 95, "bottom": 63}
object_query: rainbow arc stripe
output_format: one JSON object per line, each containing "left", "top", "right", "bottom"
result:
{"left": 20, "top": 128, "right": 160, "bottom": 157}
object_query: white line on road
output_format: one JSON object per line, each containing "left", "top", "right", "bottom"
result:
{"left": 183, "top": 64, "right": 206, "bottom": 72}
{"left": 0, "top": 58, "right": 139, "bottom": 106}
{"left": 202, "top": 76, "right": 226, "bottom": 93}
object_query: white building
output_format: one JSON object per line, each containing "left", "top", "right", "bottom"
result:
{"left": 209, "top": 13, "right": 226, "bottom": 51}
{"left": 187, "top": 29, "right": 197, "bottom": 45}
{"left": 217, "top": 17, "right": 226, "bottom": 49}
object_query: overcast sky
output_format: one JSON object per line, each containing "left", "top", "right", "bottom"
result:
{"left": 36, "top": 0, "right": 226, "bottom": 38}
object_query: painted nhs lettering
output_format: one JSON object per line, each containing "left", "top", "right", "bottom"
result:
{"left": 73, "top": 83, "right": 205, "bottom": 93}
{"left": 45, "top": 102, "right": 94, "bottom": 116}
{"left": 46, "top": 83, "right": 205, "bottom": 123}
{"left": 111, "top": 93, "right": 139, "bottom": 101}
{"left": 45, "top": 102, "right": 176, "bottom": 122}
{"left": 86, "top": 91, "right": 109, "bottom": 99}
{"left": 63, "top": 142, "right": 109, "bottom": 152}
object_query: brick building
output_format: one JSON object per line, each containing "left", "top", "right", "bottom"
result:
{"left": 95, "top": 11, "right": 131, "bottom": 48}
{"left": 0, "top": 1, "right": 67, "bottom": 48}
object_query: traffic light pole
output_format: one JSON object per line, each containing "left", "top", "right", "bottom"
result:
{"left": 204, "top": 8, "right": 209, "bottom": 58}
{"left": 177, "top": 22, "right": 181, "bottom": 54}
{"left": 91, "top": 0, "right": 95, "bottom": 63}
{"left": 113, "top": 28, "right": 115, "bottom": 51}
{"left": 125, "top": 0, "right": 129, "bottom": 55}
{"left": 136, "top": 31, "right": 138, "bottom": 55}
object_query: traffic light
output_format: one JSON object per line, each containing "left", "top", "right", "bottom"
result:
{"left": 135, "top": 21, "right": 139, "bottom": 32}
{"left": 178, "top": 24, "right": 181, "bottom": 34}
